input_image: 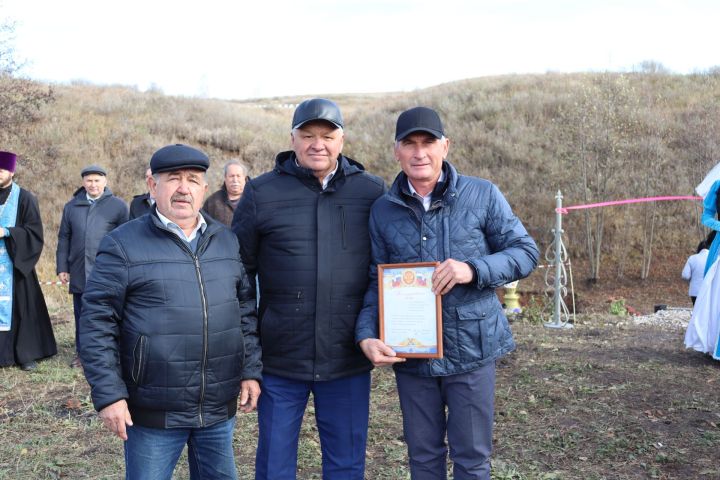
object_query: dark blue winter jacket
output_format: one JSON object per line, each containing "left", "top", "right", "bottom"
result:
{"left": 233, "top": 151, "right": 385, "bottom": 382}
{"left": 355, "top": 161, "right": 539, "bottom": 377}
{"left": 79, "top": 210, "right": 262, "bottom": 428}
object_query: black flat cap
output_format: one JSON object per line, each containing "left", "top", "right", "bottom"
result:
{"left": 395, "top": 106, "right": 445, "bottom": 141}
{"left": 150, "top": 144, "right": 210, "bottom": 174}
{"left": 292, "top": 98, "right": 344, "bottom": 130}
{"left": 81, "top": 164, "right": 107, "bottom": 177}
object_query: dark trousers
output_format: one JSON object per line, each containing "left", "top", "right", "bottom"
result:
{"left": 395, "top": 362, "right": 496, "bottom": 480}
{"left": 255, "top": 372, "right": 370, "bottom": 480}
{"left": 72, "top": 293, "right": 83, "bottom": 353}
{"left": 691, "top": 296, "right": 697, "bottom": 306}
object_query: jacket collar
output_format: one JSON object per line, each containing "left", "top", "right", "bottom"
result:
{"left": 148, "top": 204, "right": 224, "bottom": 239}
{"left": 388, "top": 160, "right": 458, "bottom": 208}
{"left": 273, "top": 151, "right": 365, "bottom": 191}
{"left": 72, "top": 186, "right": 113, "bottom": 205}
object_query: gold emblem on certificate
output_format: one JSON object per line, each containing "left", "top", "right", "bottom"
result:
{"left": 378, "top": 262, "right": 443, "bottom": 359}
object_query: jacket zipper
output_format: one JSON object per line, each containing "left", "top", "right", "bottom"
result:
{"left": 194, "top": 254, "right": 209, "bottom": 427}
{"left": 339, "top": 206, "right": 347, "bottom": 249}
{"left": 161, "top": 224, "right": 213, "bottom": 427}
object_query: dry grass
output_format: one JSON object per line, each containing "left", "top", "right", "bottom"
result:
{"left": 2, "top": 305, "right": 719, "bottom": 479}
{"left": 2, "top": 72, "right": 719, "bottom": 290}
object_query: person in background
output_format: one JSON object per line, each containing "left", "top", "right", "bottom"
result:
{"left": 356, "top": 107, "right": 539, "bottom": 479}
{"left": 56, "top": 165, "right": 128, "bottom": 368}
{"left": 682, "top": 239, "right": 709, "bottom": 305}
{"left": 129, "top": 167, "right": 154, "bottom": 219}
{"left": 0, "top": 151, "right": 57, "bottom": 372}
{"left": 80, "top": 144, "right": 261, "bottom": 479}
{"left": 685, "top": 180, "right": 720, "bottom": 359}
{"left": 233, "top": 98, "right": 385, "bottom": 479}
{"left": 203, "top": 160, "right": 248, "bottom": 226}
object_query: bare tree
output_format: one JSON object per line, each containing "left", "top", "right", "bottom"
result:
{"left": 0, "top": 18, "right": 53, "bottom": 139}
{"left": 557, "top": 74, "right": 640, "bottom": 281}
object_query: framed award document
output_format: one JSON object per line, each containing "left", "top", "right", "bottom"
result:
{"left": 378, "top": 262, "right": 443, "bottom": 359}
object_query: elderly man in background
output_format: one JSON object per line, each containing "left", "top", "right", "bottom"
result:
{"left": 129, "top": 167, "right": 154, "bottom": 219}
{"left": 356, "top": 107, "right": 539, "bottom": 480}
{"left": 203, "top": 160, "right": 248, "bottom": 226}
{"left": 233, "top": 98, "right": 385, "bottom": 479}
{"left": 80, "top": 144, "right": 261, "bottom": 479}
{"left": 0, "top": 151, "right": 57, "bottom": 372}
{"left": 56, "top": 164, "right": 128, "bottom": 368}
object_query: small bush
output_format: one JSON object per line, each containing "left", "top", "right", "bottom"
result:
{"left": 519, "top": 295, "right": 547, "bottom": 325}
{"left": 608, "top": 298, "right": 628, "bottom": 316}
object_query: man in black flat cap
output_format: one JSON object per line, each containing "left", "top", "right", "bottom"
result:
{"left": 80, "top": 144, "right": 262, "bottom": 479}
{"left": 0, "top": 151, "right": 57, "bottom": 372}
{"left": 56, "top": 164, "right": 128, "bottom": 368}
{"left": 233, "top": 99, "right": 385, "bottom": 479}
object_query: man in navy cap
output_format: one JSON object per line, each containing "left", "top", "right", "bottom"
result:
{"left": 233, "top": 99, "right": 385, "bottom": 479}
{"left": 80, "top": 144, "right": 262, "bottom": 479}
{"left": 56, "top": 163, "right": 128, "bottom": 368}
{"left": 0, "top": 151, "right": 57, "bottom": 371}
{"left": 356, "top": 107, "right": 539, "bottom": 479}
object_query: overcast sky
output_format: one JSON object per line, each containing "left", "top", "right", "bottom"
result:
{"left": 1, "top": 0, "right": 718, "bottom": 100}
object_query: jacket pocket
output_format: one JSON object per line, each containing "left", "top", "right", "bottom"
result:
{"left": 131, "top": 335, "right": 149, "bottom": 385}
{"left": 455, "top": 296, "right": 500, "bottom": 362}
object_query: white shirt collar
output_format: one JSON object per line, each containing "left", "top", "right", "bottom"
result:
{"left": 321, "top": 161, "right": 340, "bottom": 190}
{"left": 407, "top": 170, "right": 445, "bottom": 211}
{"left": 156, "top": 209, "right": 207, "bottom": 242}
{"left": 295, "top": 158, "right": 340, "bottom": 190}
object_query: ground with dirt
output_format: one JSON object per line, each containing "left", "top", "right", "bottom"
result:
{"left": 2, "top": 259, "right": 718, "bottom": 479}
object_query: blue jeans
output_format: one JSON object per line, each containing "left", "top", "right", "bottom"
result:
{"left": 124, "top": 416, "right": 237, "bottom": 480}
{"left": 255, "top": 372, "right": 370, "bottom": 480}
{"left": 395, "top": 362, "right": 496, "bottom": 480}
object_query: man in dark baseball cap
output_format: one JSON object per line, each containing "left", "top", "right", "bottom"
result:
{"left": 357, "top": 106, "right": 539, "bottom": 479}
{"left": 233, "top": 99, "right": 385, "bottom": 479}
{"left": 394, "top": 106, "right": 445, "bottom": 141}
{"left": 291, "top": 98, "right": 344, "bottom": 130}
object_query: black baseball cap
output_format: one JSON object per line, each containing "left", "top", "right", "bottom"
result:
{"left": 395, "top": 106, "right": 445, "bottom": 141}
{"left": 150, "top": 144, "right": 210, "bottom": 174}
{"left": 292, "top": 98, "right": 344, "bottom": 130}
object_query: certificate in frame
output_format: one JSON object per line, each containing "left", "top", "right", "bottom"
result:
{"left": 378, "top": 262, "right": 443, "bottom": 359}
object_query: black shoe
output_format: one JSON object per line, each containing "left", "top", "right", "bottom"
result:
{"left": 69, "top": 356, "right": 82, "bottom": 368}
{"left": 20, "top": 361, "right": 38, "bottom": 371}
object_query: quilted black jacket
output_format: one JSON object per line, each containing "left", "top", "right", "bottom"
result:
{"left": 233, "top": 152, "right": 385, "bottom": 381}
{"left": 79, "top": 211, "right": 262, "bottom": 428}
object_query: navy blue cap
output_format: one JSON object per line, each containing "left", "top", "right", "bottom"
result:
{"left": 81, "top": 164, "right": 107, "bottom": 177}
{"left": 395, "top": 107, "right": 445, "bottom": 141}
{"left": 292, "top": 98, "right": 344, "bottom": 130}
{"left": 150, "top": 144, "right": 210, "bottom": 174}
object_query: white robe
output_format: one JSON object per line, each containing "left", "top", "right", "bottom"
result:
{"left": 685, "top": 258, "right": 720, "bottom": 359}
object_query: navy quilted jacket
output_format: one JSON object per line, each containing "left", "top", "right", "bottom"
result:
{"left": 355, "top": 161, "right": 539, "bottom": 376}
{"left": 233, "top": 152, "right": 385, "bottom": 382}
{"left": 79, "top": 211, "right": 262, "bottom": 428}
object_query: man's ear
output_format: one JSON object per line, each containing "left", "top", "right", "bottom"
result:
{"left": 148, "top": 175, "right": 158, "bottom": 198}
